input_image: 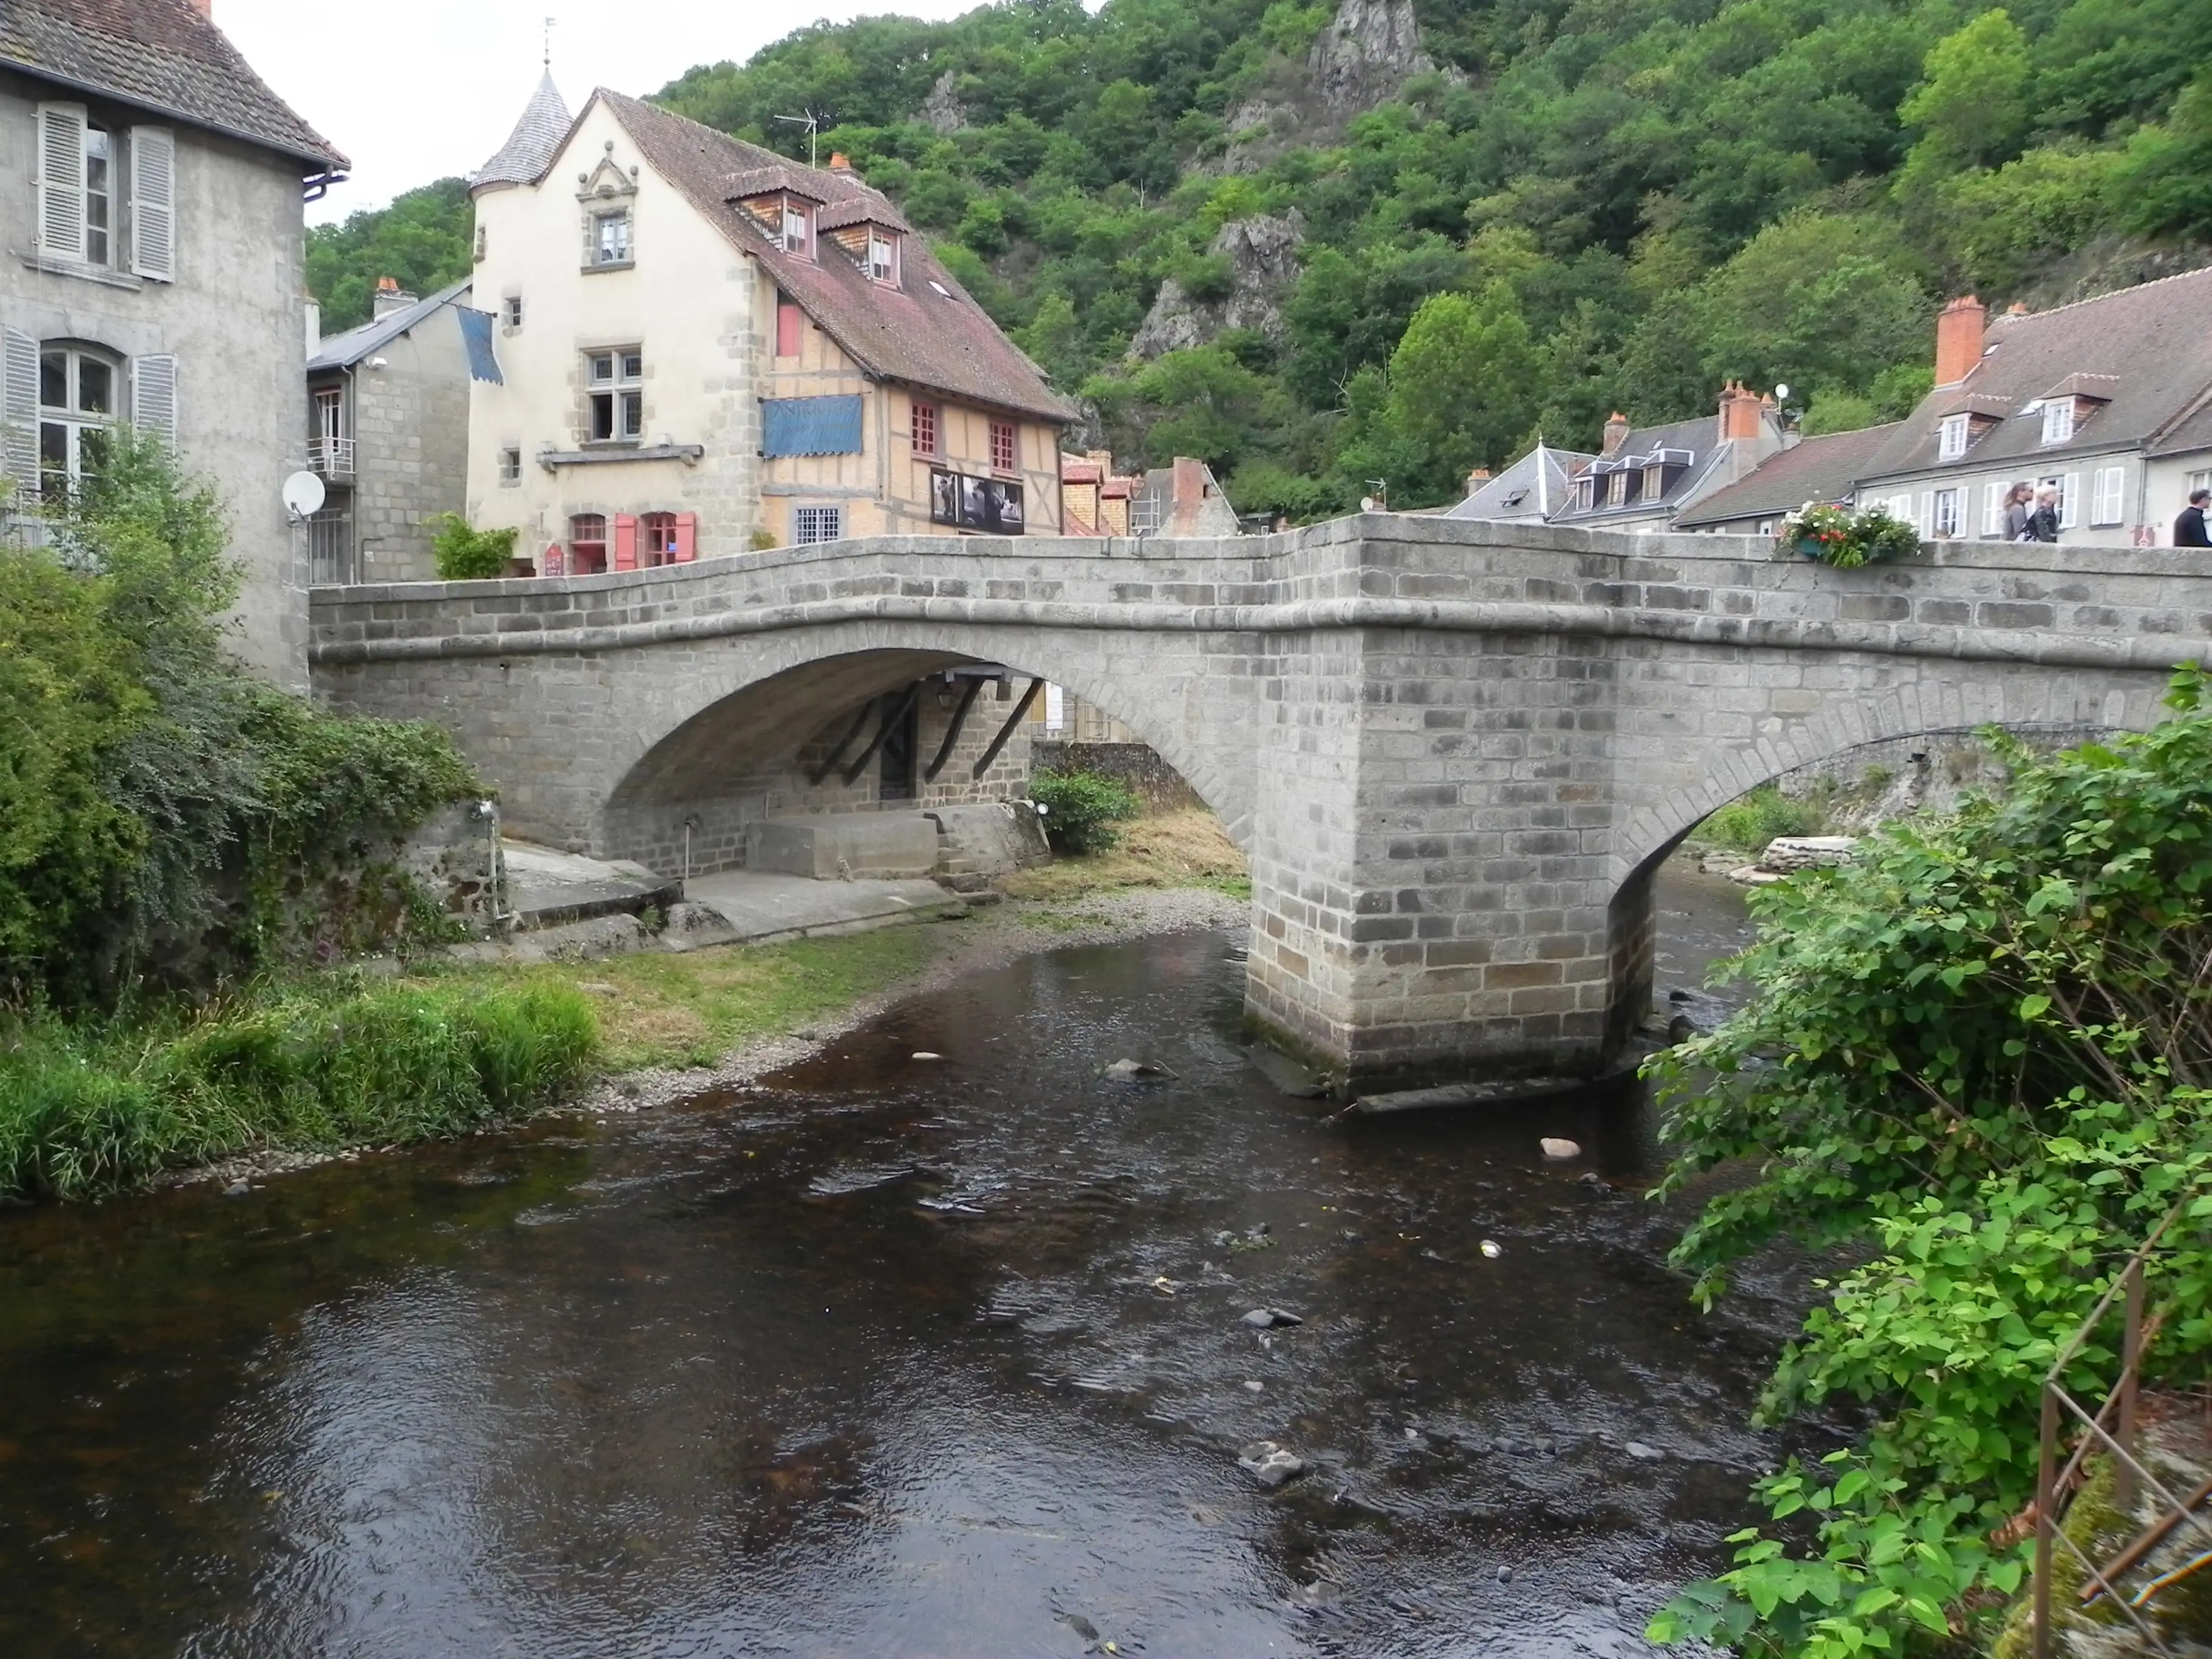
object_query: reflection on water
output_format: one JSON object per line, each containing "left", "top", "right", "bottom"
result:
{"left": 0, "top": 868, "right": 1797, "bottom": 1658}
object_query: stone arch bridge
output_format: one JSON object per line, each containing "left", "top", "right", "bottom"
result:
{"left": 309, "top": 518, "right": 2212, "bottom": 1089}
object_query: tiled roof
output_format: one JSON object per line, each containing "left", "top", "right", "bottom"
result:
{"left": 308, "top": 277, "right": 472, "bottom": 371}
{"left": 0, "top": 0, "right": 344, "bottom": 170}
{"left": 475, "top": 69, "right": 571, "bottom": 189}
{"left": 598, "top": 91, "right": 1073, "bottom": 424}
{"left": 1862, "top": 268, "right": 2212, "bottom": 479}
{"left": 726, "top": 164, "right": 830, "bottom": 203}
{"left": 1676, "top": 422, "right": 1903, "bottom": 527}
{"left": 818, "top": 195, "right": 914, "bottom": 235}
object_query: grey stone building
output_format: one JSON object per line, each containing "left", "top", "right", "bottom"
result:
{"left": 0, "top": 0, "right": 346, "bottom": 686}
{"left": 307, "top": 276, "right": 488, "bottom": 583}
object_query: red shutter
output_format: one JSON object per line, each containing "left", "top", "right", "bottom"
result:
{"left": 543, "top": 541, "right": 563, "bottom": 577}
{"left": 674, "top": 511, "right": 697, "bottom": 562}
{"left": 776, "top": 300, "right": 802, "bottom": 358}
{"left": 613, "top": 513, "right": 638, "bottom": 571}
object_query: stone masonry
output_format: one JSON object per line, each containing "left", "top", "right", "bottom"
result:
{"left": 309, "top": 517, "right": 2212, "bottom": 1088}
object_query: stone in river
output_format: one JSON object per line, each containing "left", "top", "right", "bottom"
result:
{"left": 1102, "top": 1057, "right": 1175, "bottom": 1082}
{"left": 1238, "top": 1439, "right": 1310, "bottom": 1488}
{"left": 1241, "top": 1307, "right": 1304, "bottom": 1328}
{"left": 1540, "top": 1136, "right": 1581, "bottom": 1159}
{"left": 1625, "top": 1440, "right": 1665, "bottom": 1461}
{"left": 911, "top": 1051, "right": 943, "bottom": 1061}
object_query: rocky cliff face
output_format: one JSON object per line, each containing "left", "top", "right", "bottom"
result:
{"left": 919, "top": 69, "right": 968, "bottom": 134}
{"left": 1220, "top": 0, "right": 1436, "bottom": 173}
{"left": 1129, "top": 212, "right": 1305, "bottom": 360}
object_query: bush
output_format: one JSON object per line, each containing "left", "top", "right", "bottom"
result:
{"left": 1700, "top": 785, "right": 1825, "bottom": 853}
{"left": 431, "top": 514, "right": 519, "bottom": 580}
{"left": 1647, "top": 668, "right": 2212, "bottom": 1656}
{"left": 1028, "top": 769, "right": 1141, "bottom": 854}
{"left": 0, "top": 982, "right": 598, "bottom": 1199}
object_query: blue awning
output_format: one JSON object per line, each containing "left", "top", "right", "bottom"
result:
{"left": 762, "top": 394, "right": 863, "bottom": 457}
{"left": 457, "top": 307, "right": 503, "bottom": 384}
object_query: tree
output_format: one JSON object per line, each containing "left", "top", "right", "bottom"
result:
{"left": 2123, "top": 69, "right": 2212, "bottom": 244}
{"left": 1382, "top": 284, "right": 1541, "bottom": 492}
{"left": 1895, "top": 10, "right": 2033, "bottom": 196}
{"left": 305, "top": 179, "right": 474, "bottom": 332}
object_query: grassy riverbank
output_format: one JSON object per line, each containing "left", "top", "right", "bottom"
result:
{"left": 0, "top": 807, "right": 1252, "bottom": 1201}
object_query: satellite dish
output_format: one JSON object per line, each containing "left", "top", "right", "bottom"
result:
{"left": 282, "top": 471, "right": 326, "bottom": 522}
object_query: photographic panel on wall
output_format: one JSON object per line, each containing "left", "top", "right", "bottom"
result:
{"left": 930, "top": 468, "right": 1027, "bottom": 533}
{"left": 930, "top": 468, "right": 958, "bottom": 526}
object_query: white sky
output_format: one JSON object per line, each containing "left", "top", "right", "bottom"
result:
{"left": 209, "top": 0, "right": 979, "bottom": 226}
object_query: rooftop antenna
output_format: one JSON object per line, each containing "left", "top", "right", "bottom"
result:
{"left": 773, "top": 111, "right": 821, "bottom": 169}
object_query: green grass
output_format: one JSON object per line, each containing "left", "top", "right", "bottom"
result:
{"left": 1700, "top": 783, "right": 1830, "bottom": 853}
{"left": 0, "top": 980, "right": 596, "bottom": 1200}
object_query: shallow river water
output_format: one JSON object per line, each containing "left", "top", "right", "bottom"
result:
{"left": 0, "top": 866, "right": 1805, "bottom": 1658}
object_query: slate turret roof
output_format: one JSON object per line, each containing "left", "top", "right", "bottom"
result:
{"left": 475, "top": 69, "right": 572, "bottom": 189}
{"left": 594, "top": 90, "right": 1073, "bottom": 424}
{"left": 0, "top": 0, "right": 344, "bottom": 170}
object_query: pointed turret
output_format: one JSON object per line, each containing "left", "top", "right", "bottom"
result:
{"left": 475, "top": 70, "right": 572, "bottom": 190}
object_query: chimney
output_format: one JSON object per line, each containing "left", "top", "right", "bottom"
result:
{"left": 371, "top": 276, "right": 417, "bottom": 321}
{"left": 304, "top": 297, "right": 321, "bottom": 355}
{"left": 1935, "top": 294, "right": 1986, "bottom": 387}
{"left": 1465, "top": 465, "right": 1492, "bottom": 497}
{"left": 2006, "top": 301, "right": 2029, "bottom": 317}
{"left": 1717, "top": 380, "right": 1763, "bottom": 443}
{"left": 1171, "top": 455, "right": 1205, "bottom": 528}
{"left": 1601, "top": 411, "right": 1631, "bottom": 457}
{"left": 190, "top": 0, "right": 212, "bottom": 14}
{"left": 827, "top": 152, "right": 856, "bottom": 176}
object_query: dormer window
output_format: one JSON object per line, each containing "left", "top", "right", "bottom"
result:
{"left": 1939, "top": 412, "right": 1972, "bottom": 460}
{"left": 868, "top": 228, "right": 899, "bottom": 285}
{"left": 1642, "top": 463, "right": 1663, "bottom": 498}
{"left": 2040, "top": 399, "right": 2074, "bottom": 445}
{"left": 1607, "top": 470, "right": 1627, "bottom": 508}
{"left": 782, "top": 200, "right": 813, "bottom": 257}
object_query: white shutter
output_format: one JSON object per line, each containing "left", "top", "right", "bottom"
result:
{"left": 36, "top": 102, "right": 88, "bottom": 261}
{"left": 2091, "top": 466, "right": 2124, "bottom": 526}
{"left": 2, "top": 328, "right": 38, "bottom": 498}
{"left": 132, "top": 354, "right": 178, "bottom": 447}
{"left": 1980, "top": 482, "right": 2001, "bottom": 536}
{"left": 129, "top": 126, "right": 176, "bottom": 281}
{"left": 1917, "top": 492, "right": 1932, "bottom": 534}
{"left": 2061, "top": 472, "right": 2079, "bottom": 529}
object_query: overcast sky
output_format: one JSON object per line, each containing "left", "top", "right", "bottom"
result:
{"left": 211, "top": 0, "right": 979, "bottom": 226}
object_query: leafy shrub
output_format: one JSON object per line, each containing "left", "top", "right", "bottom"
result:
{"left": 1028, "top": 769, "right": 1141, "bottom": 854}
{"left": 1647, "top": 668, "right": 2212, "bottom": 1656}
{"left": 1701, "top": 785, "right": 1825, "bottom": 853}
{"left": 1777, "top": 503, "right": 1922, "bottom": 566}
{"left": 0, "top": 982, "right": 598, "bottom": 1199}
{"left": 431, "top": 514, "right": 520, "bottom": 581}
{"left": 0, "top": 431, "right": 478, "bottom": 1001}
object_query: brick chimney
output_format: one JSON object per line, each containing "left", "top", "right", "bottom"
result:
{"left": 1717, "top": 380, "right": 1763, "bottom": 443}
{"left": 1465, "top": 465, "right": 1492, "bottom": 497}
{"left": 371, "top": 275, "right": 417, "bottom": 320}
{"left": 1170, "top": 455, "right": 1206, "bottom": 529}
{"left": 1601, "top": 412, "right": 1631, "bottom": 457}
{"left": 827, "top": 152, "right": 856, "bottom": 176}
{"left": 1935, "top": 295, "right": 1986, "bottom": 387}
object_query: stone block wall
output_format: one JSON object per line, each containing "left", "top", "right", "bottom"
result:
{"left": 349, "top": 306, "right": 472, "bottom": 583}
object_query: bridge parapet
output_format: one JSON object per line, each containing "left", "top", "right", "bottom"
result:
{"left": 309, "top": 518, "right": 2212, "bottom": 1090}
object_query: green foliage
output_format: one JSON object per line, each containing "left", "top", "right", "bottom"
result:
{"left": 0, "top": 982, "right": 597, "bottom": 1199}
{"left": 1897, "top": 10, "right": 2033, "bottom": 190}
{"left": 1647, "top": 670, "right": 2212, "bottom": 1654}
{"left": 305, "top": 178, "right": 474, "bottom": 332}
{"left": 1702, "top": 785, "right": 1828, "bottom": 854}
{"left": 431, "top": 514, "right": 521, "bottom": 581}
{"left": 1029, "top": 769, "right": 1141, "bottom": 855}
{"left": 2123, "top": 70, "right": 2212, "bottom": 244}
{"left": 0, "top": 431, "right": 478, "bottom": 1002}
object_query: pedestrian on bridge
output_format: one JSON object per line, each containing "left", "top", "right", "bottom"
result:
{"left": 2177, "top": 489, "right": 2212, "bottom": 548}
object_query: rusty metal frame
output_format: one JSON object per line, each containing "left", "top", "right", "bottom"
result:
{"left": 2031, "top": 1199, "right": 2212, "bottom": 1657}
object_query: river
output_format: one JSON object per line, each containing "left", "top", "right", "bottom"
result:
{"left": 0, "top": 863, "right": 1809, "bottom": 1657}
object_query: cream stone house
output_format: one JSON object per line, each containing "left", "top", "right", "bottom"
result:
{"left": 465, "top": 79, "right": 1073, "bottom": 572}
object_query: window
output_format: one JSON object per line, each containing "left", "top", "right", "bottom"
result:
{"left": 1575, "top": 477, "right": 1594, "bottom": 511}
{"left": 2040, "top": 398, "right": 2075, "bottom": 445}
{"left": 1939, "top": 412, "right": 1971, "bottom": 461}
{"left": 868, "top": 229, "right": 899, "bottom": 285}
{"left": 989, "top": 418, "right": 1017, "bottom": 475}
{"left": 911, "top": 400, "right": 939, "bottom": 458}
{"left": 1982, "top": 481, "right": 2003, "bottom": 536}
{"left": 776, "top": 298, "right": 803, "bottom": 359}
{"left": 36, "top": 344, "right": 116, "bottom": 502}
{"left": 793, "top": 504, "right": 842, "bottom": 545}
{"left": 2092, "top": 465, "right": 2125, "bottom": 526}
{"left": 498, "top": 446, "right": 521, "bottom": 486}
{"left": 586, "top": 349, "right": 643, "bottom": 441}
{"left": 569, "top": 512, "right": 608, "bottom": 575}
{"left": 1933, "top": 487, "right": 1961, "bottom": 537}
{"left": 313, "top": 386, "right": 343, "bottom": 447}
{"left": 2039, "top": 473, "right": 2078, "bottom": 529}
{"left": 781, "top": 200, "right": 813, "bottom": 256}
{"left": 641, "top": 511, "right": 679, "bottom": 565}
{"left": 503, "top": 293, "right": 523, "bottom": 330}
{"left": 591, "top": 209, "right": 632, "bottom": 267}
{"left": 1888, "top": 494, "right": 1914, "bottom": 523}
{"left": 1643, "top": 463, "right": 1664, "bottom": 498}
{"left": 82, "top": 124, "right": 113, "bottom": 266}
{"left": 1606, "top": 470, "right": 1627, "bottom": 507}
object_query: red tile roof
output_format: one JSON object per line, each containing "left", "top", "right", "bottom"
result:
{"left": 599, "top": 91, "right": 1073, "bottom": 424}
